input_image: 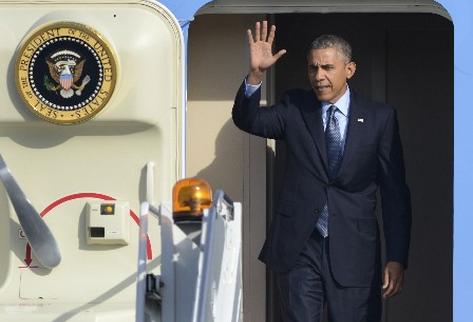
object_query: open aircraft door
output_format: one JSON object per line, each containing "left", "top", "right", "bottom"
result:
{"left": 0, "top": 1, "right": 242, "bottom": 321}
{"left": 182, "top": 1, "right": 452, "bottom": 322}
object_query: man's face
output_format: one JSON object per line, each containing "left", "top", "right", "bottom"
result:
{"left": 307, "top": 47, "right": 356, "bottom": 103}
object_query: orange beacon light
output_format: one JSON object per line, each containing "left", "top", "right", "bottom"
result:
{"left": 172, "top": 178, "right": 213, "bottom": 222}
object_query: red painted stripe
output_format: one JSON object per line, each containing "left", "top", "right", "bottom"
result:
{"left": 24, "top": 192, "right": 153, "bottom": 267}
{"left": 40, "top": 193, "right": 115, "bottom": 217}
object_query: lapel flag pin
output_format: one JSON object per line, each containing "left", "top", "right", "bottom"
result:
{"left": 357, "top": 118, "right": 364, "bottom": 123}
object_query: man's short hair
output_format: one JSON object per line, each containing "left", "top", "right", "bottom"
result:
{"left": 308, "top": 34, "right": 352, "bottom": 62}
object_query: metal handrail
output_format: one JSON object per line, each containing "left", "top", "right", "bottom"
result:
{"left": 0, "top": 153, "right": 61, "bottom": 268}
{"left": 213, "top": 189, "right": 234, "bottom": 221}
{"left": 135, "top": 202, "right": 160, "bottom": 322}
{"left": 192, "top": 189, "right": 234, "bottom": 322}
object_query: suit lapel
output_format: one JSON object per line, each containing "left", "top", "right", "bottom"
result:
{"left": 300, "top": 91, "right": 329, "bottom": 173}
{"left": 336, "top": 91, "right": 365, "bottom": 178}
{"left": 300, "top": 90, "right": 367, "bottom": 180}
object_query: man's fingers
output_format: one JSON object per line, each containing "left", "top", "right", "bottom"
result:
{"left": 383, "top": 279, "right": 396, "bottom": 299}
{"left": 247, "top": 29, "right": 255, "bottom": 45}
{"left": 384, "top": 275, "right": 404, "bottom": 298}
{"left": 382, "top": 269, "right": 389, "bottom": 289}
{"left": 390, "top": 278, "right": 402, "bottom": 297}
{"left": 261, "top": 21, "right": 268, "bottom": 41}
{"left": 382, "top": 267, "right": 394, "bottom": 298}
{"left": 252, "top": 21, "right": 278, "bottom": 45}
{"left": 267, "top": 25, "right": 276, "bottom": 44}
{"left": 393, "top": 280, "right": 401, "bottom": 295}
{"left": 255, "top": 21, "right": 260, "bottom": 41}
{"left": 274, "top": 49, "right": 287, "bottom": 61}
{"left": 383, "top": 262, "right": 405, "bottom": 299}
{"left": 393, "top": 274, "right": 404, "bottom": 295}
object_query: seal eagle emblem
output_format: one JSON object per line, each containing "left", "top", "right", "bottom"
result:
{"left": 15, "top": 22, "right": 117, "bottom": 125}
{"left": 46, "top": 50, "right": 90, "bottom": 99}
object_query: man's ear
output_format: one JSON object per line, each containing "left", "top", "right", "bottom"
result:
{"left": 346, "top": 61, "right": 356, "bottom": 80}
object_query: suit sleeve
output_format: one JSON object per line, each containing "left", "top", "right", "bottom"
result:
{"left": 377, "top": 107, "right": 412, "bottom": 268}
{"left": 232, "top": 81, "right": 288, "bottom": 140}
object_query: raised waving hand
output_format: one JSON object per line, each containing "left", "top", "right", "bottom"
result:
{"left": 247, "top": 21, "right": 287, "bottom": 84}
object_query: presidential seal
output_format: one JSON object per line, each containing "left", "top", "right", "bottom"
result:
{"left": 15, "top": 22, "right": 117, "bottom": 125}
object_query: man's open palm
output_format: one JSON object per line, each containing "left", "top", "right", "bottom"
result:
{"left": 247, "top": 21, "right": 286, "bottom": 84}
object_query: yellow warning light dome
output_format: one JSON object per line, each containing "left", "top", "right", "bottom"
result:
{"left": 172, "top": 178, "right": 212, "bottom": 221}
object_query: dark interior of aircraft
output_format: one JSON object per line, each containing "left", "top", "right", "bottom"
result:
{"left": 272, "top": 12, "right": 452, "bottom": 322}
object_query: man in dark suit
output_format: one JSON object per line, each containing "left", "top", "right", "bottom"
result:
{"left": 232, "top": 21, "right": 411, "bottom": 322}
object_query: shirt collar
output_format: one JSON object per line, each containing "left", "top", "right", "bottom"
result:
{"left": 321, "top": 85, "right": 351, "bottom": 117}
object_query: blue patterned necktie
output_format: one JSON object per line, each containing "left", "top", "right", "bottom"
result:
{"left": 316, "top": 105, "right": 343, "bottom": 237}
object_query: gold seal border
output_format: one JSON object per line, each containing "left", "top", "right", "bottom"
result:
{"left": 15, "top": 21, "right": 118, "bottom": 125}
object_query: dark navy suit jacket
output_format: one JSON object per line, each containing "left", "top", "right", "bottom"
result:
{"left": 232, "top": 82, "right": 411, "bottom": 287}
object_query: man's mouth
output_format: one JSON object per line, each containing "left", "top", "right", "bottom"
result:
{"left": 315, "top": 85, "right": 331, "bottom": 91}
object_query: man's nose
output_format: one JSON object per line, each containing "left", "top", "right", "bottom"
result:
{"left": 314, "top": 68, "right": 325, "bottom": 81}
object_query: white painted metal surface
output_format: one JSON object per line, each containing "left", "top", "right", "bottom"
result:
{"left": 0, "top": 1, "right": 183, "bottom": 321}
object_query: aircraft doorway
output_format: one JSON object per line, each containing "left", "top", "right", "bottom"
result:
{"left": 270, "top": 12, "right": 453, "bottom": 322}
